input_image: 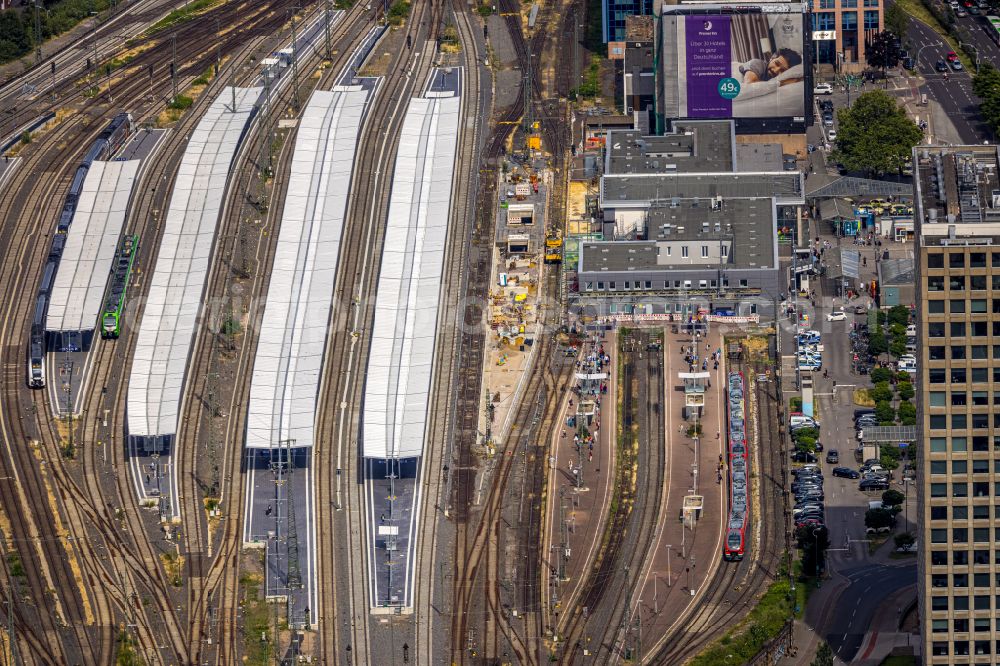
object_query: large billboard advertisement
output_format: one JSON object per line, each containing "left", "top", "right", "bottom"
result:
{"left": 660, "top": 5, "right": 809, "bottom": 126}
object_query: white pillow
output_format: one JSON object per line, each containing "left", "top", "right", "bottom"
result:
{"left": 775, "top": 63, "right": 804, "bottom": 82}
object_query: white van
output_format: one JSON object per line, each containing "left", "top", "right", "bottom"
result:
{"left": 905, "top": 324, "right": 916, "bottom": 337}
{"left": 790, "top": 415, "right": 819, "bottom": 428}
{"left": 898, "top": 358, "right": 917, "bottom": 374}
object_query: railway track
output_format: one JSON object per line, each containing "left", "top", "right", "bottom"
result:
{"left": 0, "top": 3, "right": 326, "bottom": 662}
{"left": 308, "top": 2, "right": 447, "bottom": 663}
{"left": 410, "top": 0, "right": 488, "bottom": 662}
{"left": 445, "top": 0, "right": 581, "bottom": 662}
{"left": 646, "top": 362, "right": 785, "bottom": 664}
{"left": 551, "top": 329, "right": 666, "bottom": 663}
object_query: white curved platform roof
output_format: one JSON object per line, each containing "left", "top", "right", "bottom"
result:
{"left": 245, "top": 85, "right": 370, "bottom": 449}
{"left": 362, "top": 91, "right": 461, "bottom": 459}
{"left": 46, "top": 159, "right": 140, "bottom": 333}
{"left": 126, "top": 87, "right": 260, "bottom": 440}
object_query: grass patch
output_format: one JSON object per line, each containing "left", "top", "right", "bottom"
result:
{"left": 159, "top": 551, "right": 184, "bottom": 587}
{"left": 881, "top": 657, "right": 918, "bottom": 666}
{"left": 167, "top": 94, "right": 193, "bottom": 110}
{"left": 387, "top": 0, "right": 410, "bottom": 27}
{"left": 689, "top": 576, "right": 795, "bottom": 666}
{"left": 145, "top": 0, "right": 222, "bottom": 36}
{"left": 6, "top": 551, "right": 25, "bottom": 579}
{"left": 573, "top": 55, "right": 601, "bottom": 99}
{"left": 115, "top": 629, "right": 141, "bottom": 665}
{"left": 854, "top": 388, "right": 876, "bottom": 407}
{"left": 240, "top": 573, "right": 277, "bottom": 666}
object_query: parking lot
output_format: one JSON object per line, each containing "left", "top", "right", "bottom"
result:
{"left": 781, "top": 213, "right": 921, "bottom": 661}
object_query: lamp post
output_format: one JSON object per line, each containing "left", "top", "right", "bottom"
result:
{"left": 812, "top": 527, "right": 823, "bottom": 587}
{"left": 959, "top": 41, "right": 979, "bottom": 73}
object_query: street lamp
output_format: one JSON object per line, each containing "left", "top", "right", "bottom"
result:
{"left": 812, "top": 527, "right": 823, "bottom": 587}
{"left": 959, "top": 41, "right": 980, "bottom": 73}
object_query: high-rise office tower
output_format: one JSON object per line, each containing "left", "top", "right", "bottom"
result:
{"left": 915, "top": 145, "right": 1000, "bottom": 663}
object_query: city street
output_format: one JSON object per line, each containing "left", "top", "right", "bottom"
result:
{"left": 907, "top": 15, "right": 992, "bottom": 143}
{"left": 780, "top": 214, "right": 920, "bottom": 663}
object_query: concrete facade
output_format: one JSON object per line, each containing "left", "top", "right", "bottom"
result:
{"left": 915, "top": 145, "right": 1000, "bottom": 664}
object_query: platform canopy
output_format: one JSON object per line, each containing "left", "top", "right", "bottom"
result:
{"left": 126, "top": 87, "right": 261, "bottom": 439}
{"left": 245, "top": 86, "right": 370, "bottom": 449}
{"left": 362, "top": 92, "right": 461, "bottom": 459}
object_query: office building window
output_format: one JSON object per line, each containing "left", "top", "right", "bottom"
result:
{"left": 842, "top": 11, "right": 857, "bottom": 29}
{"left": 701, "top": 245, "right": 708, "bottom": 258}
{"left": 864, "top": 9, "right": 879, "bottom": 28}
{"left": 682, "top": 246, "right": 689, "bottom": 258}
{"left": 814, "top": 11, "right": 836, "bottom": 30}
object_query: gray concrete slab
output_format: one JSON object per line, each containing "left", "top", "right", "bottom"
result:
{"left": 486, "top": 15, "right": 518, "bottom": 67}
{"left": 367, "top": 457, "right": 419, "bottom": 610}
{"left": 428, "top": 66, "right": 462, "bottom": 96}
{"left": 244, "top": 448, "right": 316, "bottom": 628}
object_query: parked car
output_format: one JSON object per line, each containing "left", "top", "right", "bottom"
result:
{"left": 826, "top": 450, "right": 839, "bottom": 464}
{"left": 828, "top": 129, "right": 837, "bottom": 141}
{"left": 814, "top": 82, "right": 834, "bottom": 95}
{"left": 832, "top": 467, "right": 860, "bottom": 479}
{"left": 790, "top": 414, "right": 819, "bottom": 428}
{"left": 792, "top": 451, "right": 819, "bottom": 463}
{"left": 860, "top": 478, "right": 889, "bottom": 491}
{"left": 823, "top": 113, "right": 834, "bottom": 127}
{"left": 853, "top": 408, "right": 876, "bottom": 419}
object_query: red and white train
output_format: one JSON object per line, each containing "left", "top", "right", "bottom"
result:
{"left": 723, "top": 371, "right": 749, "bottom": 561}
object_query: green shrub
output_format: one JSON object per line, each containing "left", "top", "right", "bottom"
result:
{"left": 869, "top": 367, "right": 893, "bottom": 384}
{"left": 167, "top": 95, "right": 193, "bottom": 110}
{"left": 387, "top": 0, "right": 411, "bottom": 25}
{"left": 875, "top": 400, "right": 895, "bottom": 424}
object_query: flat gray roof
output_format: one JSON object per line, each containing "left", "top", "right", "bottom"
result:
{"left": 601, "top": 171, "right": 804, "bottom": 206}
{"left": 582, "top": 198, "right": 776, "bottom": 272}
{"left": 605, "top": 122, "right": 734, "bottom": 175}
{"left": 735, "top": 142, "right": 784, "bottom": 172}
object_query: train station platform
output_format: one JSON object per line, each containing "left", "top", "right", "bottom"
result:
{"left": 362, "top": 69, "right": 462, "bottom": 614}
{"left": 45, "top": 159, "right": 139, "bottom": 341}
{"left": 126, "top": 86, "right": 260, "bottom": 453}
{"left": 245, "top": 85, "right": 371, "bottom": 450}
{"left": 43, "top": 159, "right": 139, "bottom": 415}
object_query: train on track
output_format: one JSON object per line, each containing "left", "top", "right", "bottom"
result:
{"left": 723, "top": 371, "right": 749, "bottom": 561}
{"left": 26, "top": 113, "right": 135, "bottom": 388}
{"left": 101, "top": 234, "right": 139, "bottom": 338}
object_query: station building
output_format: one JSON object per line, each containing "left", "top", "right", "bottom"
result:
{"left": 568, "top": 120, "right": 804, "bottom": 320}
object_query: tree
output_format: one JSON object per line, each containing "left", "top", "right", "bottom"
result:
{"left": 797, "top": 525, "right": 830, "bottom": 577}
{"left": 973, "top": 64, "right": 1000, "bottom": 135}
{"left": 866, "top": 31, "right": 900, "bottom": 71}
{"left": 894, "top": 532, "right": 916, "bottom": 550}
{"left": 870, "top": 382, "right": 894, "bottom": 404}
{"left": 812, "top": 642, "right": 835, "bottom": 666}
{"left": 898, "top": 381, "right": 915, "bottom": 400}
{"left": 870, "top": 367, "right": 894, "bottom": 384}
{"left": 882, "top": 488, "right": 905, "bottom": 507}
{"left": 889, "top": 338, "right": 907, "bottom": 358}
{"left": 868, "top": 328, "right": 888, "bottom": 356}
{"left": 792, "top": 427, "right": 819, "bottom": 442}
{"left": 875, "top": 400, "right": 895, "bottom": 424}
{"left": 796, "top": 436, "right": 817, "bottom": 453}
{"left": 831, "top": 91, "right": 923, "bottom": 176}
{"left": 865, "top": 508, "right": 896, "bottom": 530}
{"left": 898, "top": 400, "right": 916, "bottom": 425}
{"left": 887, "top": 305, "right": 910, "bottom": 328}
{"left": 884, "top": 3, "right": 909, "bottom": 44}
